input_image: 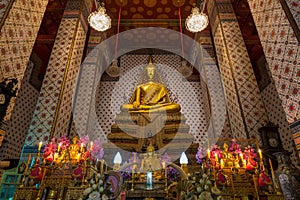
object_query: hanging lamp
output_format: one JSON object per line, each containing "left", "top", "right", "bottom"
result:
{"left": 177, "top": 1, "right": 193, "bottom": 78}
{"left": 105, "top": 0, "right": 122, "bottom": 77}
{"left": 185, "top": 0, "right": 209, "bottom": 33}
{"left": 88, "top": 1, "right": 111, "bottom": 32}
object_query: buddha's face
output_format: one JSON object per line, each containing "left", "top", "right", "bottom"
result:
{"left": 147, "top": 151, "right": 153, "bottom": 157}
{"left": 147, "top": 67, "right": 155, "bottom": 80}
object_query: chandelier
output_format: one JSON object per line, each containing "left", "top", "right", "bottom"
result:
{"left": 88, "top": 2, "right": 111, "bottom": 32}
{"left": 185, "top": 2, "right": 209, "bottom": 33}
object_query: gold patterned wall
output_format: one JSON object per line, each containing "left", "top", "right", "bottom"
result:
{"left": 0, "top": 0, "right": 48, "bottom": 121}
{"left": 0, "top": 60, "right": 39, "bottom": 160}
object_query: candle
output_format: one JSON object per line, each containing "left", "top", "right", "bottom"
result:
{"left": 258, "top": 149, "right": 262, "bottom": 160}
{"left": 38, "top": 141, "right": 43, "bottom": 152}
{"left": 215, "top": 153, "right": 218, "bottom": 162}
{"left": 90, "top": 142, "right": 93, "bottom": 151}
{"left": 58, "top": 142, "right": 62, "bottom": 152}
{"left": 76, "top": 153, "right": 81, "bottom": 162}
{"left": 54, "top": 152, "right": 58, "bottom": 162}
{"left": 243, "top": 158, "right": 247, "bottom": 168}
{"left": 220, "top": 159, "right": 224, "bottom": 169}
{"left": 162, "top": 161, "right": 166, "bottom": 169}
{"left": 207, "top": 149, "right": 210, "bottom": 159}
{"left": 239, "top": 153, "right": 243, "bottom": 159}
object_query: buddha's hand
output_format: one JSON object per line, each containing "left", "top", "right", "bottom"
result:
{"left": 133, "top": 101, "right": 140, "bottom": 108}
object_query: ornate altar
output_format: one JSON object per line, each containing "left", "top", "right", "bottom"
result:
{"left": 13, "top": 136, "right": 123, "bottom": 200}
{"left": 13, "top": 57, "right": 286, "bottom": 200}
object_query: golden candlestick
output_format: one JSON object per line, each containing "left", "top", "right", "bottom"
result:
{"left": 38, "top": 141, "right": 43, "bottom": 152}
{"left": 38, "top": 141, "right": 43, "bottom": 157}
{"left": 252, "top": 174, "right": 260, "bottom": 200}
{"left": 220, "top": 159, "right": 224, "bottom": 169}
{"left": 258, "top": 149, "right": 263, "bottom": 161}
{"left": 20, "top": 154, "right": 31, "bottom": 187}
{"left": 268, "top": 158, "right": 281, "bottom": 194}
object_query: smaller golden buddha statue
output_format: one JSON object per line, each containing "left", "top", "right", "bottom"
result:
{"left": 140, "top": 141, "right": 162, "bottom": 173}
{"left": 121, "top": 56, "right": 181, "bottom": 113}
{"left": 69, "top": 137, "right": 80, "bottom": 163}
{"left": 222, "top": 143, "right": 234, "bottom": 168}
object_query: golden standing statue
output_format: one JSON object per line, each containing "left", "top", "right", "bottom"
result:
{"left": 121, "top": 56, "right": 181, "bottom": 113}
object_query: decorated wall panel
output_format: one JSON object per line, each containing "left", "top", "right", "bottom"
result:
{"left": 261, "top": 81, "right": 299, "bottom": 165}
{"left": 208, "top": 0, "right": 268, "bottom": 140}
{"left": 0, "top": 61, "right": 39, "bottom": 160}
{"left": 25, "top": 0, "right": 88, "bottom": 146}
{"left": 200, "top": 43, "right": 231, "bottom": 138}
{"left": 54, "top": 22, "right": 86, "bottom": 138}
{"left": 247, "top": 0, "right": 300, "bottom": 124}
{"left": 212, "top": 23, "right": 247, "bottom": 138}
{"left": 0, "top": 0, "right": 48, "bottom": 121}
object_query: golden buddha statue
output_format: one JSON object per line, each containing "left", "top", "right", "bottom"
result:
{"left": 222, "top": 143, "right": 234, "bottom": 168}
{"left": 69, "top": 137, "right": 80, "bottom": 162}
{"left": 140, "top": 141, "right": 162, "bottom": 173}
{"left": 121, "top": 56, "right": 181, "bottom": 113}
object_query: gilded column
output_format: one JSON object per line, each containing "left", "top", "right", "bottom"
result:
{"left": 0, "top": 0, "right": 48, "bottom": 122}
{"left": 207, "top": 0, "right": 268, "bottom": 139}
{"left": 24, "top": 0, "right": 89, "bottom": 146}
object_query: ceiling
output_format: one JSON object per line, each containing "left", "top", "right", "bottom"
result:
{"left": 30, "top": 0, "right": 265, "bottom": 90}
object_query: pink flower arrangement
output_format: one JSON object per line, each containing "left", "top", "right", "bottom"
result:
{"left": 78, "top": 135, "right": 90, "bottom": 147}
{"left": 90, "top": 138, "right": 104, "bottom": 161}
{"left": 58, "top": 134, "right": 70, "bottom": 151}
{"left": 229, "top": 139, "right": 242, "bottom": 155}
{"left": 211, "top": 145, "right": 222, "bottom": 159}
{"left": 43, "top": 138, "right": 57, "bottom": 162}
{"left": 243, "top": 145, "right": 257, "bottom": 160}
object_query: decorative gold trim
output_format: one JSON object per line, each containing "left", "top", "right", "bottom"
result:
{"left": 50, "top": 2, "right": 84, "bottom": 139}
{"left": 0, "top": 0, "right": 15, "bottom": 31}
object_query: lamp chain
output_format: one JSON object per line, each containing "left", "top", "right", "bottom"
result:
{"left": 177, "top": 0, "right": 184, "bottom": 59}
{"left": 201, "top": 0, "right": 207, "bottom": 13}
{"left": 114, "top": 0, "right": 122, "bottom": 59}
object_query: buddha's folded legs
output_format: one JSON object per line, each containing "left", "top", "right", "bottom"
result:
{"left": 120, "top": 103, "right": 181, "bottom": 113}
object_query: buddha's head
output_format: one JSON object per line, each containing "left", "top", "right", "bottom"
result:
{"left": 145, "top": 56, "right": 156, "bottom": 81}
{"left": 72, "top": 136, "right": 79, "bottom": 144}
{"left": 146, "top": 141, "right": 155, "bottom": 156}
{"left": 223, "top": 143, "right": 228, "bottom": 151}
